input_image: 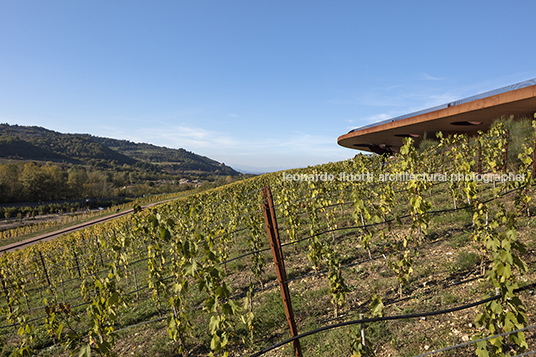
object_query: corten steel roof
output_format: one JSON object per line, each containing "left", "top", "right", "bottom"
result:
{"left": 338, "top": 78, "right": 536, "bottom": 154}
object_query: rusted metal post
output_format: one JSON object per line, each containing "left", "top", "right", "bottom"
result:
{"left": 262, "top": 186, "right": 302, "bottom": 357}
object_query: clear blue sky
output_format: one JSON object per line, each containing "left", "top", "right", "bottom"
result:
{"left": 1, "top": 1, "right": 535, "bottom": 172}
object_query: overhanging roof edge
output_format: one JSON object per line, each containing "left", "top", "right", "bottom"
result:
{"left": 349, "top": 78, "right": 536, "bottom": 133}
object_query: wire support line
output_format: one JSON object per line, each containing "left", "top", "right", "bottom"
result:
{"left": 413, "top": 324, "right": 536, "bottom": 357}
{"left": 249, "top": 283, "right": 536, "bottom": 357}
{"left": 513, "top": 351, "right": 536, "bottom": 357}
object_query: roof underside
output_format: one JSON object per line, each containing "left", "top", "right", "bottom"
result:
{"left": 338, "top": 79, "right": 536, "bottom": 154}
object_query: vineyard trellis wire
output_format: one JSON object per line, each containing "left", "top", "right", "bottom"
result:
{"left": 413, "top": 324, "right": 536, "bottom": 357}
{"left": 249, "top": 283, "right": 536, "bottom": 357}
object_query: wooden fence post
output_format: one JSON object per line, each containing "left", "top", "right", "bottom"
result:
{"left": 262, "top": 186, "right": 303, "bottom": 357}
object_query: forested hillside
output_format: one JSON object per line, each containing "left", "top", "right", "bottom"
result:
{"left": 88, "top": 136, "right": 236, "bottom": 174}
{"left": 0, "top": 124, "right": 238, "bottom": 175}
{"left": 0, "top": 124, "right": 241, "bottom": 204}
{"left": 0, "top": 124, "right": 137, "bottom": 166}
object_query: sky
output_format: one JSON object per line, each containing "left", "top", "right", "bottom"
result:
{"left": 1, "top": 1, "right": 536, "bottom": 173}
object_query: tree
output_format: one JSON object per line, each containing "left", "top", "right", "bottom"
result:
{"left": 68, "top": 167, "right": 89, "bottom": 198}
{"left": 0, "top": 162, "right": 21, "bottom": 203}
{"left": 21, "top": 162, "right": 47, "bottom": 201}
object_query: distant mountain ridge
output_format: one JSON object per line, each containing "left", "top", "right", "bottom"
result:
{"left": 0, "top": 124, "right": 239, "bottom": 176}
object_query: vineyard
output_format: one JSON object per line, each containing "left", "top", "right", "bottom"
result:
{"left": 1, "top": 119, "right": 536, "bottom": 357}
{"left": 0, "top": 192, "right": 184, "bottom": 247}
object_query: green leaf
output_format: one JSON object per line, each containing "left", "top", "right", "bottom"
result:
{"left": 160, "top": 226, "right": 171, "bottom": 242}
{"left": 510, "top": 331, "right": 528, "bottom": 349}
{"left": 490, "top": 300, "right": 502, "bottom": 315}
{"left": 369, "top": 294, "right": 384, "bottom": 317}
{"left": 108, "top": 292, "right": 120, "bottom": 306}
{"left": 488, "top": 336, "right": 502, "bottom": 348}
{"left": 499, "top": 250, "right": 513, "bottom": 266}
{"left": 222, "top": 302, "right": 235, "bottom": 315}
{"left": 56, "top": 323, "right": 64, "bottom": 338}
{"left": 475, "top": 340, "right": 489, "bottom": 357}
{"left": 184, "top": 260, "right": 197, "bottom": 276}
{"left": 78, "top": 344, "right": 92, "bottom": 357}
{"left": 210, "top": 333, "right": 221, "bottom": 350}
{"left": 216, "top": 282, "right": 231, "bottom": 298}
{"left": 495, "top": 263, "right": 505, "bottom": 279}
{"left": 221, "top": 331, "right": 229, "bottom": 347}
{"left": 512, "top": 254, "right": 528, "bottom": 273}
{"left": 209, "top": 315, "right": 220, "bottom": 333}
{"left": 205, "top": 296, "right": 217, "bottom": 311}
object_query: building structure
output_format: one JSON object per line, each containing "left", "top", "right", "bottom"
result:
{"left": 337, "top": 79, "right": 536, "bottom": 154}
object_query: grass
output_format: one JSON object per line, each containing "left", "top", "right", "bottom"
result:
{"left": 448, "top": 250, "right": 480, "bottom": 273}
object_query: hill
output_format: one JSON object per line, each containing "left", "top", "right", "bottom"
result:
{"left": 87, "top": 135, "right": 237, "bottom": 175}
{"left": 0, "top": 123, "right": 239, "bottom": 176}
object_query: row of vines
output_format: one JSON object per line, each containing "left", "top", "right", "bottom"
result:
{"left": 0, "top": 192, "right": 181, "bottom": 244}
{"left": 0, "top": 210, "right": 109, "bottom": 242}
{"left": 0, "top": 118, "right": 535, "bottom": 356}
